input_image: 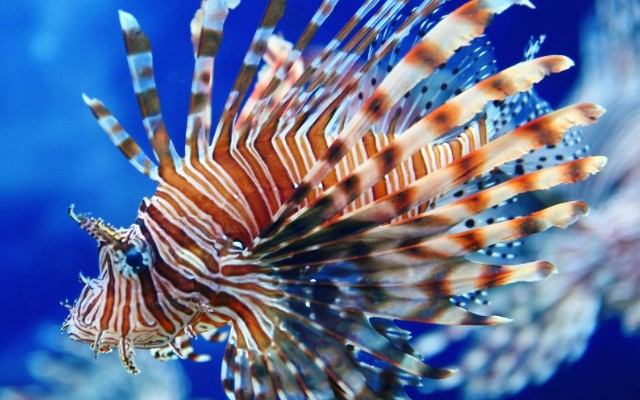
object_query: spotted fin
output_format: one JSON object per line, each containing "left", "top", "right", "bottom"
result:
{"left": 259, "top": 0, "right": 536, "bottom": 240}
{"left": 254, "top": 55, "right": 577, "bottom": 254}
{"left": 76, "top": 1, "right": 607, "bottom": 398}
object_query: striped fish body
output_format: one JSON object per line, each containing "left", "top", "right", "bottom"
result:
{"left": 63, "top": 0, "right": 606, "bottom": 398}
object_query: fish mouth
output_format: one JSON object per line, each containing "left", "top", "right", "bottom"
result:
{"left": 69, "top": 329, "right": 143, "bottom": 375}
{"left": 64, "top": 328, "right": 137, "bottom": 373}
{"left": 62, "top": 328, "right": 116, "bottom": 352}
{"left": 65, "top": 325, "right": 167, "bottom": 352}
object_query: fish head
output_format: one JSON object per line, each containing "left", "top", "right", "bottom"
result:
{"left": 62, "top": 205, "right": 175, "bottom": 373}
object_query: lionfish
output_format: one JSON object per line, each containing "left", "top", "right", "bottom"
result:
{"left": 62, "top": 0, "right": 606, "bottom": 398}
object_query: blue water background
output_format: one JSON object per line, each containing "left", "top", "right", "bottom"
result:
{"left": 1, "top": 0, "right": 638, "bottom": 398}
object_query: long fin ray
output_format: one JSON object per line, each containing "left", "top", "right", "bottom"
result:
{"left": 254, "top": 56, "right": 574, "bottom": 254}
{"left": 265, "top": 201, "right": 589, "bottom": 268}
{"left": 212, "top": 0, "right": 287, "bottom": 153}
{"left": 255, "top": 0, "right": 533, "bottom": 244}
{"left": 264, "top": 156, "right": 606, "bottom": 261}
{"left": 186, "top": 0, "right": 237, "bottom": 161}
{"left": 118, "top": 11, "right": 179, "bottom": 174}
{"left": 82, "top": 94, "right": 159, "bottom": 180}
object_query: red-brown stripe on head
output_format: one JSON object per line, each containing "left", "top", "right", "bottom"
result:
{"left": 63, "top": 222, "right": 184, "bottom": 374}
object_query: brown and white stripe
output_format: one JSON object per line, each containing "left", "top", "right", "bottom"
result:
{"left": 67, "top": 1, "right": 607, "bottom": 398}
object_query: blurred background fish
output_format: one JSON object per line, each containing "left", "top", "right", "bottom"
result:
{"left": 414, "top": 0, "right": 640, "bottom": 398}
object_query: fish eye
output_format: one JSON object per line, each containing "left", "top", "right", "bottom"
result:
{"left": 124, "top": 247, "right": 147, "bottom": 272}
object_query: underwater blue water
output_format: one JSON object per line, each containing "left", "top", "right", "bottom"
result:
{"left": 1, "top": 0, "right": 638, "bottom": 398}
